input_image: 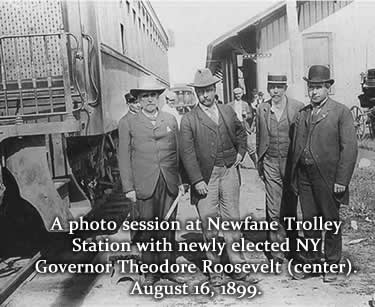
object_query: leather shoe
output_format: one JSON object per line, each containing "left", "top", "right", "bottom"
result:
{"left": 210, "top": 274, "right": 224, "bottom": 287}
{"left": 142, "top": 274, "right": 160, "bottom": 286}
{"left": 161, "top": 273, "right": 185, "bottom": 284}
{"left": 323, "top": 272, "right": 338, "bottom": 283}
{"left": 231, "top": 272, "right": 259, "bottom": 284}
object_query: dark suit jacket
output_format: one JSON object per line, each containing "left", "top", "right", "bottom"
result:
{"left": 179, "top": 103, "right": 247, "bottom": 204}
{"left": 118, "top": 110, "right": 181, "bottom": 200}
{"left": 256, "top": 96, "right": 304, "bottom": 162}
{"left": 289, "top": 98, "right": 358, "bottom": 205}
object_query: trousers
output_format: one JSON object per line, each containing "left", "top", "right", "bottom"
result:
{"left": 137, "top": 174, "right": 177, "bottom": 268}
{"left": 298, "top": 164, "right": 341, "bottom": 264}
{"left": 196, "top": 165, "right": 246, "bottom": 270}
{"left": 263, "top": 156, "right": 287, "bottom": 260}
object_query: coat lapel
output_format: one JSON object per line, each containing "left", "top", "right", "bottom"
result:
{"left": 217, "top": 104, "right": 235, "bottom": 141}
{"left": 196, "top": 105, "right": 217, "bottom": 133}
{"left": 137, "top": 111, "right": 155, "bottom": 129}
{"left": 263, "top": 102, "right": 271, "bottom": 132}
{"left": 154, "top": 111, "right": 165, "bottom": 129}
{"left": 312, "top": 98, "right": 333, "bottom": 125}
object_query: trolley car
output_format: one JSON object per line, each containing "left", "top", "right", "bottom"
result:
{"left": 0, "top": 0, "right": 169, "bottom": 254}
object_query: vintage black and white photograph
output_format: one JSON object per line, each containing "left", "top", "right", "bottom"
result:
{"left": 0, "top": 0, "right": 374, "bottom": 306}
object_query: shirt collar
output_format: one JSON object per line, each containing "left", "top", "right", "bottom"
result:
{"left": 311, "top": 97, "right": 328, "bottom": 109}
{"left": 270, "top": 96, "right": 287, "bottom": 113}
{"left": 142, "top": 109, "right": 158, "bottom": 119}
{"left": 199, "top": 102, "right": 218, "bottom": 112}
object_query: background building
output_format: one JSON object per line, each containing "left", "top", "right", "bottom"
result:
{"left": 206, "top": 0, "right": 375, "bottom": 106}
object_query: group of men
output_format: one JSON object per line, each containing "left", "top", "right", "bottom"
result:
{"left": 118, "top": 65, "right": 358, "bottom": 286}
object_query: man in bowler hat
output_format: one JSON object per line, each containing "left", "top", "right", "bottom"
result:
{"left": 118, "top": 76, "right": 184, "bottom": 285}
{"left": 289, "top": 65, "right": 357, "bottom": 282}
{"left": 256, "top": 74, "right": 304, "bottom": 263}
{"left": 180, "top": 68, "right": 257, "bottom": 285}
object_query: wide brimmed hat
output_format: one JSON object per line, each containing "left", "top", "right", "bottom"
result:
{"left": 130, "top": 76, "right": 166, "bottom": 97}
{"left": 267, "top": 74, "right": 287, "bottom": 84}
{"left": 303, "top": 65, "right": 334, "bottom": 85}
{"left": 233, "top": 87, "right": 243, "bottom": 94}
{"left": 190, "top": 68, "right": 220, "bottom": 88}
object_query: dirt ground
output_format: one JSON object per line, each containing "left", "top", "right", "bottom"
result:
{"left": 4, "top": 149, "right": 375, "bottom": 307}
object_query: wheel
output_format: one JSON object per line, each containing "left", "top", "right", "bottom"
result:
{"left": 350, "top": 106, "right": 366, "bottom": 139}
{"left": 368, "top": 108, "right": 375, "bottom": 138}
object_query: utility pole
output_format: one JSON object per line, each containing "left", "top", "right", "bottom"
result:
{"left": 286, "top": 0, "right": 305, "bottom": 101}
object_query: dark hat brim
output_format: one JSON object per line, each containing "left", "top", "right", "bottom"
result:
{"left": 189, "top": 77, "right": 220, "bottom": 88}
{"left": 130, "top": 88, "right": 165, "bottom": 97}
{"left": 303, "top": 77, "right": 335, "bottom": 85}
{"left": 267, "top": 81, "right": 288, "bottom": 84}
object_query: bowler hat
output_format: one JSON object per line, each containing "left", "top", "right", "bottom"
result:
{"left": 130, "top": 76, "right": 166, "bottom": 97}
{"left": 190, "top": 68, "right": 220, "bottom": 88}
{"left": 303, "top": 65, "right": 334, "bottom": 85}
{"left": 267, "top": 74, "right": 287, "bottom": 84}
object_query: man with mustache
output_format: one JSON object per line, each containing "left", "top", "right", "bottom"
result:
{"left": 256, "top": 74, "right": 303, "bottom": 263}
{"left": 289, "top": 65, "right": 357, "bottom": 282}
{"left": 118, "top": 76, "right": 184, "bottom": 285}
{"left": 180, "top": 68, "right": 257, "bottom": 286}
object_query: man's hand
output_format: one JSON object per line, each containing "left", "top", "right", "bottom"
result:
{"left": 233, "top": 153, "right": 243, "bottom": 168}
{"left": 125, "top": 190, "right": 137, "bottom": 203}
{"left": 178, "top": 184, "right": 185, "bottom": 195}
{"left": 194, "top": 181, "right": 208, "bottom": 196}
{"left": 334, "top": 183, "right": 346, "bottom": 194}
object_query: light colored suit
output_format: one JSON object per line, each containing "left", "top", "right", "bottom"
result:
{"left": 118, "top": 111, "right": 181, "bottom": 199}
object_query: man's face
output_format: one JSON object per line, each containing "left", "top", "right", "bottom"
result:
{"left": 128, "top": 100, "right": 141, "bottom": 113}
{"left": 268, "top": 84, "right": 287, "bottom": 103}
{"left": 308, "top": 83, "right": 329, "bottom": 104}
{"left": 234, "top": 91, "right": 243, "bottom": 101}
{"left": 138, "top": 91, "right": 159, "bottom": 113}
{"left": 195, "top": 85, "right": 216, "bottom": 107}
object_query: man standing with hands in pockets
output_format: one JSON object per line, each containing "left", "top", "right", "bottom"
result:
{"left": 180, "top": 68, "right": 258, "bottom": 286}
{"left": 118, "top": 76, "right": 184, "bottom": 285}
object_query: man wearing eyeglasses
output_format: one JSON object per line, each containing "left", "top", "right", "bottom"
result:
{"left": 256, "top": 74, "right": 304, "bottom": 263}
{"left": 118, "top": 76, "right": 184, "bottom": 285}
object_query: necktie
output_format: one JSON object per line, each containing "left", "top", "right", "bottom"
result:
{"left": 208, "top": 107, "right": 219, "bottom": 125}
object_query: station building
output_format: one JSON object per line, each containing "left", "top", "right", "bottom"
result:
{"left": 206, "top": 0, "right": 375, "bottom": 107}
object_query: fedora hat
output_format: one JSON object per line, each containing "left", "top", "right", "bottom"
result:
{"left": 267, "top": 74, "right": 287, "bottom": 84}
{"left": 130, "top": 76, "right": 166, "bottom": 97}
{"left": 190, "top": 68, "right": 220, "bottom": 88}
{"left": 303, "top": 65, "right": 334, "bottom": 85}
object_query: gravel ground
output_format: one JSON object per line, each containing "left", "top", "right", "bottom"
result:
{"left": 4, "top": 150, "right": 375, "bottom": 307}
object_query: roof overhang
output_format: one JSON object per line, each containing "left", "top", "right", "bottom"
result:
{"left": 206, "top": 1, "right": 287, "bottom": 73}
